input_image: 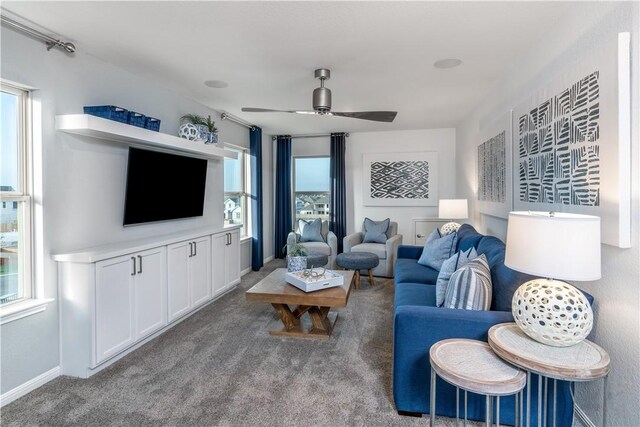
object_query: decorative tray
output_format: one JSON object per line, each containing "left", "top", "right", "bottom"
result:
{"left": 285, "top": 269, "right": 344, "bottom": 293}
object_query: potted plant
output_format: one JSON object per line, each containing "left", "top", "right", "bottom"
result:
{"left": 179, "top": 114, "right": 218, "bottom": 144}
{"left": 286, "top": 243, "right": 308, "bottom": 272}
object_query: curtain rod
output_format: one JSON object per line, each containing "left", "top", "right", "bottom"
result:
{"left": 220, "top": 112, "right": 256, "bottom": 131}
{"left": 0, "top": 12, "right": 76, "bottom": 53}
{"left": 271, "top": 132, "right": 349, "bottom": 141}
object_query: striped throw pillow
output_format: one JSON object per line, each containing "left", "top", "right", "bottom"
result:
{"left": 444, "top": 254, "right": 492, "bottom": 310}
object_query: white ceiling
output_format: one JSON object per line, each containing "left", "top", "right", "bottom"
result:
{"left": 4, "top": 1, "right": 585, "bottom": 135}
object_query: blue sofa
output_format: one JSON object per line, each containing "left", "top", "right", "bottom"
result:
{"left": 393, "top": 224, "right": 591, "bottom": 426}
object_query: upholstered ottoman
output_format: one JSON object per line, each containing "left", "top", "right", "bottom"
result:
{"left": 306, "top": 252, "right": 329, "bottom": 269}
{"left": 336, "top": 252, "right": 380, "bottom": 289}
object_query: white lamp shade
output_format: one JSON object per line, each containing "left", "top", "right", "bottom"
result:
{"left": 505, "top": 211, "right": 601, "bottom": 281}
{"left": 438, "top": 199, "right": 468, "bottom": 219}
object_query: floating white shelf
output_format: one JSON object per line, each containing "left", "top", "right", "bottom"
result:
{"left": 55, "top": 114, "right": 238, "bottom": 160}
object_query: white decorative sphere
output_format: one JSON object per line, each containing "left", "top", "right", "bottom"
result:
{"left": 178, "top": 123, "right": 199, "bottom": 140}
{"left": 512, "top": 279, "right": 593, "bottom": 347}
{"left": 440, "top": 222, "right": 461, "bottom": 235}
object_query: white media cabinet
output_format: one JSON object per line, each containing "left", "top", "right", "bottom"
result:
{"left": 53, "top": 225, "right": 241, "bottom": 378}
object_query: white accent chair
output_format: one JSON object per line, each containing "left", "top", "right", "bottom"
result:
{"left": 286, "top": 220, "right": 337, "bottom": 269}
{"left": 343, "top": 220, "right": 402, "bottom": 278}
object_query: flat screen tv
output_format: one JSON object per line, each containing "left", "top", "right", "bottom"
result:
{"left": 123, "top": 147, "right": 208, "bottom": 226}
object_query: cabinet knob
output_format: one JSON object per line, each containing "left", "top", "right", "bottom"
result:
{"left": 417, "top": 234, "right": 425, "bottom": 238}
{"left": 188, "top": 242, "right": 193, "bottom": 257}
{"left": 137, "top": 255, "right": 142, "bottom": 274}
{"left": 193, "top": 241, "right": 197, "bottom": 257}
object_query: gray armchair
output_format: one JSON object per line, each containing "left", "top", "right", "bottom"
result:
{"left": 343, "top": 220, "right": 402, "bottom": 277}
{"left": 287, "top": 220, "right": 337, "bottom": 269}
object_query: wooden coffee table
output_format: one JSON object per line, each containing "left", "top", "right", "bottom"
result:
{"left": 245, "top": 268, "right": 354, "bottom": 339}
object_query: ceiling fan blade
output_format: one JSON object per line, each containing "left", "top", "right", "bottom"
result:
{"left": 331, "top": 111, "right": 397, "bottom": 122}
{"left": 241, "top": 107, "right": 317, "bottom": 115}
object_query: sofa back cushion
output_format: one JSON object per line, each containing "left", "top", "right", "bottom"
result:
{"left": 456, "top": 224, "right": 483, "bottom": 252}
{"left": 476, "top": 236, "right": 536, "bottom": 311}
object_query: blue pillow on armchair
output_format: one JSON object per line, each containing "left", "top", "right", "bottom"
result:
{"left": 363, "top": 217, "right": 390, "bottom": 244}
{"left": 298, "top": 218, "right": 324, "bottom": 242}
{"left": 417, "top": 229, "right": 458, "bottom": 270}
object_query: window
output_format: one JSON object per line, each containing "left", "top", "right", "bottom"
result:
{"left": 224, "top": 145, "right": 250, "bottom": 236}
{"left": 293, "top": 156, "right": 330, "bottom": 223}
{"left": 1, "top": 83, "right": 32, "bottom": 306}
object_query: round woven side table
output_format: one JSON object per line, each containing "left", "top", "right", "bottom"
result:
{"left": 430, "top": 338, "right": 526, "bottom": 427}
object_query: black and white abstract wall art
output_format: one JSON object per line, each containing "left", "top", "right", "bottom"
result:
{"left": 478, "top": 132, "right": 506, "bottom": 203}
{"left": 517, "top": 72, "right": 601, "bottom": 207}
{"left": 513, "top": 33, "right": 631, "bottom": 248}
{"left": 363, "top": 152, "right": 438, "bottom": 206}
{"left": 477, "top": 111, "right": 513, "bottom": 219}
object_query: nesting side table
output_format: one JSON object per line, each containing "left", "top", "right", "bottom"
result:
{"left": 488, "top": 323, "right": 610, "bottom": 427}
{"left": 430, "top": 338, "right": 527, "bottom": 427}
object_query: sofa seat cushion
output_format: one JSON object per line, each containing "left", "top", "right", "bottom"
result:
{"left": 300, "top": 241, "right": 331, "bottom": 256}
{"left": 351, "top": 242, "right": 387, "bottom": 260}
{"left": 394, "top": 282, "right": 437, "bottom": 309}
{"left": 395, "top": 258, "right": 438, "bottom": 285}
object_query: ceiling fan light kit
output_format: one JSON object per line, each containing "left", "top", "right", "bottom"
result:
{"left": 242, "top": 68, "right": 397, "bottom": 122}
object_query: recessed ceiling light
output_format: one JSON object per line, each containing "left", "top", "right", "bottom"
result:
{"left": 433, "top": 59, "right": 462, "bottom": 69}
{"left": 204, "top": 80, "right": 229, "bottom": 88}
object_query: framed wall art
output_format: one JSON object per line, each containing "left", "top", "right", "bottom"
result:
{"left": 477, "top": 111, "right": 513, "bottom": 219}
{"left": 513, "top": 32, "right": 631, "bottom": 248}
{"left": 362, "top": 152, "right": 438, "bottom": 206}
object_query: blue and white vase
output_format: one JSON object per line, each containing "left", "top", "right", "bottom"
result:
{"left": 196, "top": 124, "right": 209, "bottom": 142}
{"left": 287, "top": 256, "right": 307, "bottom": 272}
{"left": 206, "top": 132, "right": 218, "bottom": 145}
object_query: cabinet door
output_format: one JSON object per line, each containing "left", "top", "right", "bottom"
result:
{"left": 95, "top": 255, "right": 135, "bottom": 363}
{"left": 190, "top": 236, "right": 211, "bottom": 307}
{"left": 134, "top": 247, "right": 167, "bottom": 339}
{"left": 211, "top": 233, "right": 227, "bottom": 296}
{"left": 167, "top": 241, "right": 191, "bottom": 322}
{"left": 226, "top": 230, "right": 241, "bottom": 286}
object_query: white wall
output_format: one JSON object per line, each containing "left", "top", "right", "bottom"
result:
{"left": 346, "top": 129, "right": 457, "bottom": 240}
{"left": 455, "top": 3, "right": 639, "bottom": 425}
{"left": 0, "top": 26, "right": 244, "bottom": 394}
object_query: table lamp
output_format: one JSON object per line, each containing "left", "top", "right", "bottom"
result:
{"left": 438, "top": 199, "right": 468, "bottom": 234}
{"left": 505, "top": 211, "right": 601, "bottom": 347}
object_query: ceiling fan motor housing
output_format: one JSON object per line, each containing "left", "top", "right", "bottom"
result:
{"left": 313, "top": 87, "right": 331, "bottom": 112}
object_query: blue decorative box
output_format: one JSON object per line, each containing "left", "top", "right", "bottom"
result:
{"left": 83, "top": 105, "right": 129, "bottom": 123}
{"left": 127, "top": 111, "right": 146, "bottom": 128}
{"left": 144, "top": 116, "right": 161, "bottom": 132}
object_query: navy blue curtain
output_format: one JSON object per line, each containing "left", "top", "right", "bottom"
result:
{"left": 250, "top": 127, "right": 263, "bottom": 271}
{"left": 274, "top": 135, "right": 292, "bottom": 258}
{"left": 330, "top": 132, "right": 347, "bottom": 253}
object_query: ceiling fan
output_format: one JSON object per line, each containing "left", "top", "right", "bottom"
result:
{"left": 242, "top": 68, "right": 397, "bottom": 123}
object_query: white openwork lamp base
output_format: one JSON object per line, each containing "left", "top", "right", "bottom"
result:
{"left": 440, "top": 222, "right": 461, "bottom": 235}
{"left": 512, "top": 279, "right": 593, "bottom": 347}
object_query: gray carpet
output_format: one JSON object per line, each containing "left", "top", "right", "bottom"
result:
{"left": 1, "top": 260, "right": 475, "bottom": 426}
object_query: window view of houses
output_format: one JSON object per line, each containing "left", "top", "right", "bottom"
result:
{"left": 294, "top": 157, "right": 331, "bottom": 222}
{"left": 295, "top": 193, "right": 330, "bottom": 222}
{"left": 224, "top": 195, "right": 243, "bottom": 225}
{"left": 1, "top": 189, "right": 20, "bottom": 304}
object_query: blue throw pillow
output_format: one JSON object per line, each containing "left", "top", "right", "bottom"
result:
{"left": 417, "top": 229, "right": 458, "bottom": 270}
{"left": 444, "top": 254, "right": 492, "bottom": 311}
{"left": 435, "top": 247, "right": 478, "bottom": 307}
{"left": 363, "top": 217, "right": 390, "bottom": 244}
{"left": 299, "top": 218, "right": 324, "bottom": 242}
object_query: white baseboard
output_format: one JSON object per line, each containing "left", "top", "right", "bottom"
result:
{"left": 263, "top": 255, "right": 274, "bottom": 264}
{"left": 241, "top": 266, "right": 252, "bottom": 276}
{"left": 0, "top": 366, "right": 60, "bottom": 407}
{"left": 574, "top": 403, "right": 596, "bottom": 427}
